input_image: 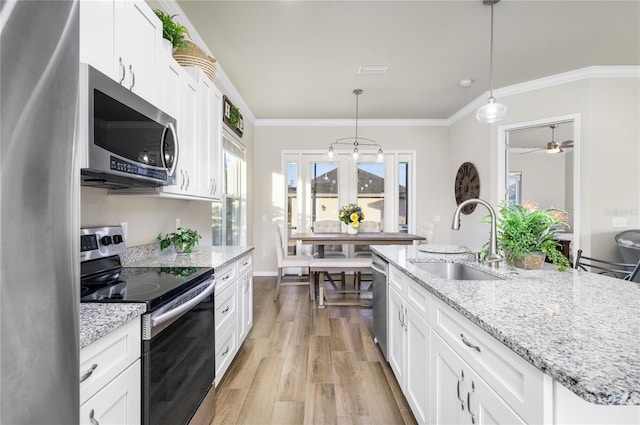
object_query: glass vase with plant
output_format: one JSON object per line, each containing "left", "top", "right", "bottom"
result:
{"left": 157, "top": 227, "right": 202, "bottom": 254}
{"left": 153, "top": 9, "right": 188, "bottom": 49}
{"left": 486, "top": 200, "right": 571, "bottom": 271}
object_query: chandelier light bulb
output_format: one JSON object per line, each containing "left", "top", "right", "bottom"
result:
{"left": 328, "top": 146, "right": 335, "bottom": 159}
{"left": 377, "top": 148, "right": 384, "bottom": 162}
{"left": 352, "top": 147, "right": 359, "bottom": 161}
{"left": 476, "top": 96, "right": 507, "bottom": 123}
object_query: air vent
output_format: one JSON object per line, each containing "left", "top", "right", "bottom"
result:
{"left": 358, "top": 65, "right": 389, "bottom": 75}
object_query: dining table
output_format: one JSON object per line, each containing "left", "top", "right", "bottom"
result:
{"left": 289, "top": 231, "right": 426, "bottom": 257}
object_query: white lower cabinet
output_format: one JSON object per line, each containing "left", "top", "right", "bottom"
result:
{"left": 80, "top": 317, "right": 141, "bottom": 425}
{"left": 214, "top": 253, "right": 254, "bottom": 386}
{"left": 388, "top": 267, "right": 430, "bottom": 425}
{"left": 431, "top": 332, "right": 525, "bottom": 425}
{"left": 80, "top": 360, "right": 141, "bottom": 425}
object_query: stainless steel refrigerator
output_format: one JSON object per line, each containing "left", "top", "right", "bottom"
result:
{"left": 1, "top": 1, "right": 80, "bottom": 424}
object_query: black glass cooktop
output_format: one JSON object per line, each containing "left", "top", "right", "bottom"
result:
{"left": 81, "top": 261, "right": 212, "bottom": 310}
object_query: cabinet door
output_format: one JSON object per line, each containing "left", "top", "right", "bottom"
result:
{"left": 208, "top": 85, "right": 223, "bottom": 199}
{"left": 387, "top": 286, "right": 405, "bottom": 384}
{"left": 79, "top": 0, "right": 120, "bottom": 79}
{"left": 196, "top": 71, "right": 214, "bottom": 198}
{"left": 80, "top": 360, "right": 141, "bottom": 425}
{"left": 162, "top": 58, "right": 181, "bottom": 121}
{"left": 405, "top": 304, "right": 431, "bottom": 425}
{"left": 238, "top": 270, "right": 253, "bottom": 344}
{"left": 466, "top": 368, "right": 526, "bottom": 425}
{"left": 120, "top": 0, "right": 161, "bottom": 104}
{"left": 431, "top": 333, "right": 469, "bottom": 425}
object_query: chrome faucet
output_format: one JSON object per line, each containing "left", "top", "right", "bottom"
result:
{"left": 452, "top": 198, "right": 504, "bottom": 268}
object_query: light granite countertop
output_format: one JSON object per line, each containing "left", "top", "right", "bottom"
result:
{"left": 371, "top": 245, "right": 640, "bottom": 406}
{"left": 80, "top": 303, "right": 146, "bottom": 349}
{"left": 123, "top": 245, "right": 254, "bottom": 269}
{"left": 81, "top": 246, "right": 253, "bottom": 349}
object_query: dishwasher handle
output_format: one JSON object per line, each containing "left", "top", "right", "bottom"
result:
{"left": 150, "top": 279, "right": 215, "bottom": 328}
{"left": 371, "top": 262, "right": 387, "bottom": 275}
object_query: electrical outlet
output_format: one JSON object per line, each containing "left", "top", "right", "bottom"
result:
{"left": 120, "top": 222, "right": 128, "bottom": 240}
{"left": 433, "top": 216, "right": 441, "bottom": 223}
{"left": 261, "top": 254, "right": 267, "bottom": 261}
{"left": 262, "top": 214, "right": 267, "bottom": 222}
{"left": 176, "top": 218, "right": 181, "bottom": 229}
{"left": 612, "top": 217, "right": 627, "bottom": 228}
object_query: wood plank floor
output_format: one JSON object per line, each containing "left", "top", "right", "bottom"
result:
{"left": 208, "top": 276, "right": 417, "bottom": 425}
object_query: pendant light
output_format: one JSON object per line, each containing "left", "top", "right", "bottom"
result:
{"left": 476, "top": 0, "right": 507, "bottom": 123}
{"left": 328, "top": 89, "right": 384, "bottom": 162}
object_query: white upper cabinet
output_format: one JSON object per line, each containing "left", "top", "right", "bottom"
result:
{"left": 80, "top": 0, "right": 161, "bottom": 106}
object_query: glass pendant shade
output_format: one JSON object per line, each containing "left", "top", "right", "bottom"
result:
{"left": 476, "top": 96, "right": 507, "bottom": 123}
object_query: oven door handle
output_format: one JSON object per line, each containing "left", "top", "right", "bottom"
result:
{"left": 150, "top": 279, "right": 215, "bottom": 328}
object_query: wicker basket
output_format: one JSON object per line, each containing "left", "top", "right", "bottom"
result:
{"left": 172, "top": 39, "right": 217, "bottom": 82}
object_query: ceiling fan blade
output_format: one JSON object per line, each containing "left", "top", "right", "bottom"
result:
{"left": 559, "top": 139, "right": 574, "bottom": 147}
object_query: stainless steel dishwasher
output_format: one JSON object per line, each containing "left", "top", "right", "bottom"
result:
{"left": 372, "top": 253, "right": 389, "bottom": 360}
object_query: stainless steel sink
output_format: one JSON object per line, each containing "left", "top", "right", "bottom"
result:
{"left": 411, "top": 262, "right": 504, "bottom": 281}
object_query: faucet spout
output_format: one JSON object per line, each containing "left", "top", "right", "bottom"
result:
{"left": 451, "top": 198, "right": 503, "bottom": 268}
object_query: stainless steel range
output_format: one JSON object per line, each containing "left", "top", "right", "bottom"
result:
{"left": 81, "top": 226, "right": 215, "bottom": 425}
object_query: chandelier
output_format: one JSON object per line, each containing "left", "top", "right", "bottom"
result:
{"left": 327, "top": 89, "right": 384, "bottom": 161}
{"left": 476, "top": 0, "right": 507, "bottom": 123}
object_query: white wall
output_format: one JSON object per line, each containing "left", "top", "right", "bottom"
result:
{"left": 448, "top": 77, "right": 640, "bottom": 261}
{"left": 251, "top": 125, "right": 450, "bottom": 274}
{"left": 509, "top": 152, "right": 566, "bottom": 211}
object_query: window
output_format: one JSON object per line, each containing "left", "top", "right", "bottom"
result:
{"left": 212, "top": 133, "right": 246, "bottom": 246}
{"left": 283, "top": 150, "right": 415, "bottom": 238}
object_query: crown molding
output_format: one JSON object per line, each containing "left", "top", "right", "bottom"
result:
{"left": 254, "top": 118, "right": 449, "bottom": 127}
{"left": 448, "top": 66, "right": 640, "bottom": 125}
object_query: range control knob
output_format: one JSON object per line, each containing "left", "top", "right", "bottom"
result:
{"left": 112, "top": 234, "right": 123, "bottom": 244}
{"left": 100, "top": 235, "right": 113, "bottom": 246}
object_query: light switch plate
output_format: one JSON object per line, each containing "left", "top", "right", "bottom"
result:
{"left": 612, "top": 217, "right": 627, "bottom": 228}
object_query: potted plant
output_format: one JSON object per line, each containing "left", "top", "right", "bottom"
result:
{"left": 488, "top": 200, "right": 571, "bottom": 271}
{"left": 157, "top": 227, "right": 202, "bottom": 254}
{"left": 339, "top": 203, "right": 365, "bottom": 234}
{"left": 153, "top": 9, "right": 188, "bottom": 49}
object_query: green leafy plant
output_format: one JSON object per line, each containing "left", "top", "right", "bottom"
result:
{"left": 157, "top": 227, "right": 201, "bottom": 254}
{"left": 229, "top": 106, "right": 241, "bottom": 128}
{"left": 339, "top": 203, "right": 365, "bottom": 228}
{"left": 485, "top": 200, "right": 571, "bottom": 271}
{"left": 154, "top": 9, "right": 188, "bottom": 49}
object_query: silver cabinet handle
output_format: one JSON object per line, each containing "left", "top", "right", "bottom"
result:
{"left": 184, "top": 170, "right": 189, "bottom": 190}
{"left": 456, "top": 370, "right": 465, "bottom": 410}
{"left": 222, "top": 346, "right": 230, "bottom": 356}
{"left": 461, "top": 333, "right": 481, "bottom": 352}
{"left": 467, "top": 381, "right": 476, "bottom": 424}
{"left": 179, "top": 170, "right": 185, "bottom": 190}
{"left": 129, "top": 64, "right": 135, "bottom": 90}
{"left": 89, "top": 409, "right": 99, "bottom": 425}
{"left": 222, "top": 305, "right": 230, "bottom": 314}
{"left": 404, "top": 306, "right": 408, "bottom": 333}
{"left": 80, "top": 363, "right": 98, "bottom": 383}
{"left": 221, "top": 274, "right": 230, "bottom": 281}
{"left": 212, "top": 179, "right": 217, "bottom": 195}
{"left": 118, "top": 57, "right": 125, "bottom": 84}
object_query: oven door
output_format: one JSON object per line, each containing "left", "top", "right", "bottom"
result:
{"left": 142, "top": 279, "right": 215, "bottom": 425}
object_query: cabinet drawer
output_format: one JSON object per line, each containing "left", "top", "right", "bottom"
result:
{"left": 431, "top": 298, "right": 546, "bottom": 424}
{"left": 80, "top": 360, "right": 141, "bottom": 425}
{"left": 214, "top": 323, "right": 237, "bottom": 387}
{"left": 215, "top": 283, "right": 237, "bottom": 335}
{"left": 80, "top": 317, "right": 141, "bottom": 404}
{"left": 238, "top": 253, "right": 252, "bottom": 276}
{"left": 389, "top": 264, "right": 406, "bottom": 294}
{"left": 215, "top": 263, "right": 237, "bottom": 294}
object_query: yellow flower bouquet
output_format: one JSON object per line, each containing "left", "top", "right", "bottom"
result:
{"left": 339, "top": 203, "right": 365, "bottom": 228}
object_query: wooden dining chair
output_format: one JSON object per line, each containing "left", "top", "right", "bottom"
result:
{"left": 574, "top": 249, "right": 640, "bottom": 281}
{"left": 273, "top": 222, "right": 314, "bottom": 301}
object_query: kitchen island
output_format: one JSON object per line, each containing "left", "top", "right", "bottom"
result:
{"left": 372, "top": 244, "right": 639, "bottom": 424}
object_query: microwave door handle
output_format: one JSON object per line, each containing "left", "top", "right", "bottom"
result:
{"left": 164, "top": 122, "right": 179, "bottom": 177}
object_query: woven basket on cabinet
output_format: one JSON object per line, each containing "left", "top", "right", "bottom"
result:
{"left": 172, "top": 39, "right": 217, "bottom": 82}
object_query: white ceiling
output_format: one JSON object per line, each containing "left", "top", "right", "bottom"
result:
{"left": 175, "top": 0, "right": 640, "bottom": 120}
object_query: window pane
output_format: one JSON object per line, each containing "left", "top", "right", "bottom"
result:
{"left": 212, "top": 201, "right": 223, "bottom": 245}
{"left": 311, "top": 162, "right": 338, "bottom": 223}
{"left": 287, "top": 162, "right": 298, "bottom": 231}
{"left": 398, "top": 162, "right": 408, "bottom": 232}
{"left": 224, "top": 152, "right": 240, "bottom": 196}
{"left": 357, "top": 163, "right": 385, "bottom": 229}
{"left": 225, "top": 197, "right": 240, "bottom": 245}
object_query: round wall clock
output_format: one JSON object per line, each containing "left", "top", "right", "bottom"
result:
{"left": 454, "top": 162, "right": 480, "bottom": 214}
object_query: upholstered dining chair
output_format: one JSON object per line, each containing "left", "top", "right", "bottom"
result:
{"left": 312, "top": 220, "right": 346, "bottom": 258}
{"left": 273, "top": 222, "right": 313, "bottom": 301}
{"left": 353, "top": 220, "right": 382, "bottom": 258}
{"left": 574, "top": 249, "right": 640, "bottom": 282}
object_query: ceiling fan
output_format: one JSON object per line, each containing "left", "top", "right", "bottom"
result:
{"left": 522, "top": 124, "right": 574, "bottom": 154}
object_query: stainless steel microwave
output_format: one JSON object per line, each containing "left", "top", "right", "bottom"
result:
{"left": 78, "top": 64, "right": 178, "bottom": 189}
